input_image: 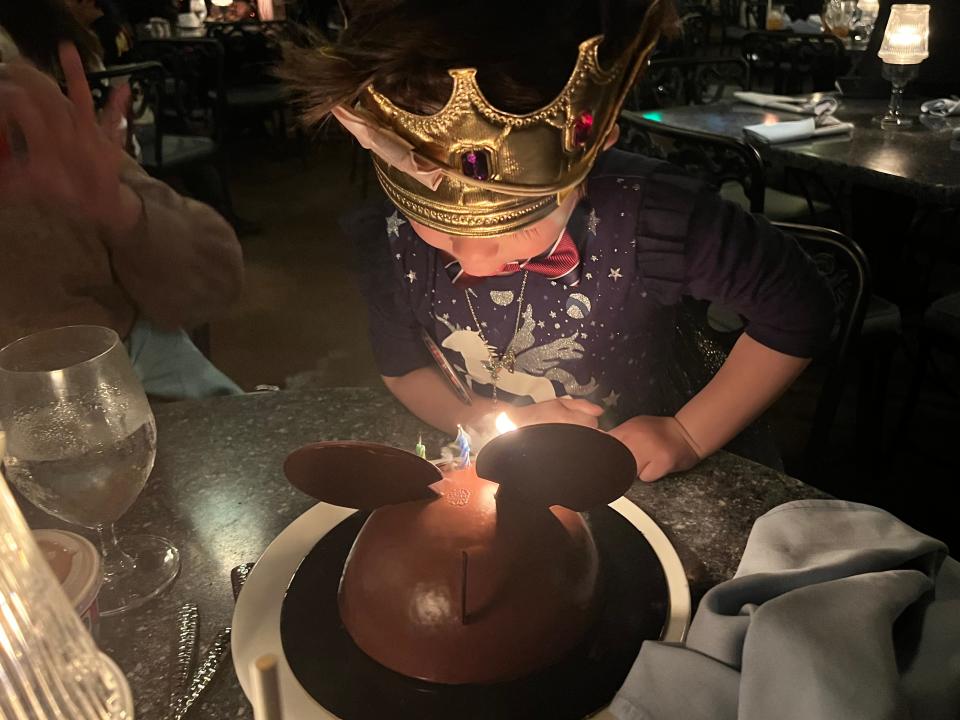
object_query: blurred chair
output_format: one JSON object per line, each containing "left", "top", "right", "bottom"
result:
{"left": 741, "top": 31, "right": 849, "bottom": 94}
{"left": 619, "top": 112, "right": 820, "bottom": 219}
{"left": 128, "top": 38, "right": 247, "bottom": 229}
{"left": 86, "top": 61, "right": 164, "bottom": 163}
{"left": 773, "top": 223, "right": 900, "bottom": 481}
{"left": 204, "top": 20, "right": 293, "bottom": 134}
{"left": 630, "top": 56, "right": 750, "bottom": 109}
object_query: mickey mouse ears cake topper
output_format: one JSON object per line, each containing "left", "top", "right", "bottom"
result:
{"left": 284, "top": 423, "right": 636, "bottom": 512}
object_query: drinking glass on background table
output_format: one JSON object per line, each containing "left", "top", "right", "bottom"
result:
{"left": 0, "top": 325, "right": 179, "bottom": 616}
{"left": 822, "top": 0, "right": 859, "bottom": 38}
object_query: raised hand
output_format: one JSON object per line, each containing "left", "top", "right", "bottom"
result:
{"left": 0, "top": 43, "right": 139, "bottom": 237}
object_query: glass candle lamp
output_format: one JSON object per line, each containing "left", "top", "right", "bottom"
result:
{"left": 875, "top": 4, "right": 930, "bottom": 129}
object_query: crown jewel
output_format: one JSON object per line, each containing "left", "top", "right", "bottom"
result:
{"left": 341, "top": 1, "right": 666, "bottom": 236}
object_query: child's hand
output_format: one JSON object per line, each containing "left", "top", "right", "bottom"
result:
{"left": 609, "top": 416, "right": 701, "bottom": 482}
{"left": 0, "top": 44, "right": 138, "bottom": 237}
{"left": 509, "top": 398, "right": 604, "bottom": 429}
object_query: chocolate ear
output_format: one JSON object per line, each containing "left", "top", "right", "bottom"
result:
{"left": 284, "top": 441, "right": 442, "bottom": 510}
{"left": 475, "top": 424, "right": 636, "bottom": 511}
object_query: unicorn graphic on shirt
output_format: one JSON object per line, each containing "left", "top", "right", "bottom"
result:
{"left": 437, "top": 305, "right": 599, "bottom": 403}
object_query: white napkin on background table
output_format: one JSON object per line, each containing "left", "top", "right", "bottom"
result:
{"left": 733, "top": 91, "right": 838, "bottom": 116}
{"left": 743, "top": 115, "right": 854, "bottom": 144}
{"left": 921, "top": 97, "right": 960, "bottom": 117}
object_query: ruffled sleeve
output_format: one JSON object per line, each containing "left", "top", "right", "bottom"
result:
{"left": 634, "top": 166, "right": 836, "bottom": 359}
{"left": 634, "top": 167, "right": 705, "bottom": 305}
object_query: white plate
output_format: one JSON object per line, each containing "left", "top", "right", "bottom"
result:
{"left": 232, "top": 497, "right": 690, "bottom": 719}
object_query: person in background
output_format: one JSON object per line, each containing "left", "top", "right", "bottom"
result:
{"left": 0, "top": 1, "right": 245, "bottom": 400}
{"left": 64, "top": 0, "right": 135, "bottom": 66}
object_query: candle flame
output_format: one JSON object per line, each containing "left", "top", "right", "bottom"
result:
{"left": 495, "top": 412, "right": 518, "bottom": 434}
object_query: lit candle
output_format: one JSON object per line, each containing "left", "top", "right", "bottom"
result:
{"left": 874, "top": 4, "right": 930, "bottom": 129}
{"left": 415, "top": 435, "right": 427, "bottom": 460}
{"left": 494, "top": 412, "right": 518, "bottom": 434}
{"left": 877, "top": 4, "right": 930, "bottom": 64}
{"left": 456, "top": 425, "right": 472, "bottom": 468}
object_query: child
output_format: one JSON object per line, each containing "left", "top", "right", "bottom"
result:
{"left": 284, "top": 0, "right": 835, "bottom": 481}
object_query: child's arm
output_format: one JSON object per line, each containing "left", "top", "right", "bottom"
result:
{"left": 675, "top": 334, "right": 809, "bottom": 458}
{"left": 613, "top": 172, "right": 836, "bottom": 481}
{"left": 383, "top": 367, "right": 604, "bottom": 437}
{"left": 611, "top": 334, "right": 809, "bottom": 481}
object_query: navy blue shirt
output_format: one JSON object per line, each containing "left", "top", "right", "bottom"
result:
{"left": 351, "top": 151, "right": 835, "bottom": 426}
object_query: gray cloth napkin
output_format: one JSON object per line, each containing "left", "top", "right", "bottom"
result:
{"left": 611, "top": 499, "right": 960, "bottom": 720}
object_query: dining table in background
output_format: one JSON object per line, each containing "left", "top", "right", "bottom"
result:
{"left": 18, "top": 387, "right": 827, "bottom": 720}
{"left": 625, "top": 98, "right": 960, "bottom": 208}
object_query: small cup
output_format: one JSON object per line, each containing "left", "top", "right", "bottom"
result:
{"left": 34, "top": 529, "right": 103, "bottom": 642}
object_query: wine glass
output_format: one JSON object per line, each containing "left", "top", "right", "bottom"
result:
{"left": 822, "top": 0, "right": 858, "bottom": 39}
{"left": 0, "top": 325, "right": 180, "bottom": 616}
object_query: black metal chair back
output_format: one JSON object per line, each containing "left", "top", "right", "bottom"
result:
{"left": 630, "top": 56, "right": 750, "bottom": 109}
{"left": 742, "top": 31, "right": 848, "bottom": 94}
{"left": 204, "top": 20, "right": 287, "bottom": 89}
{"left": 131, "top": 38, "right": 226, "bottom": 145}
{"left": 619, "top": 112, "right": 766, "bottom": 213}
{"left": 773, "top": 222, "right": 871, "bottom": 478}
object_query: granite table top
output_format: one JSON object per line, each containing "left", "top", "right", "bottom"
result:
{"left": 19, "top": 387, "right": 827, "bottom": 719}
{"left": 623, "top": 98, "right": 960, "bottom": 205}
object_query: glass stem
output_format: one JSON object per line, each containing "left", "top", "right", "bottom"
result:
{"left": 887, "top": 81, "right": 905, "bottom": 121}
{"left": 96, "top": 524, "right": 136, "bottom": 579}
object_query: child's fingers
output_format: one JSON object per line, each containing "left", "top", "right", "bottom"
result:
{"left": 557, "top": 397, "right": 604, "bottom": 416}
{"left": 557, "top": 408, "right": 599, "bottom": 429}
{"left": 637, "top": 460, "right": 663, "bottom": 483}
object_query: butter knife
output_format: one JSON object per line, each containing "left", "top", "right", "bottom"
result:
{"left": 169, "top": 603, "right": 199, "bottom": 712}
{"left": 170, "top": 627, "right": 231, "bottom": 720}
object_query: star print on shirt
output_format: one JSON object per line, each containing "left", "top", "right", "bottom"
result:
{"left": 591, "top": 255, "right": 599, "bottom": 262}
{"left": 603, "top": 390, "right": 620, "bottom": 407}
{"left": 549, "top": 310, "right": 557, "bottom": 318}
{"left": 587, "top": 209, "right": 601, "bottom": 236}
{"left": 537, "top": 320, "right": 545, "bottom": 328}
{"left": 395, "top": 253, "right": 401, "bottom": 260}
{"left": 406, "top": 270, "right": 417, "bottom": 283}
{"left": 608, "top": 268, "right": 623, "bottom": 281}
{"left": 386, "top": 211, "right": 406, "bottom": 237}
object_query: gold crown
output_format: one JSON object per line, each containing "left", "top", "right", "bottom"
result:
{"left": 353, "top": 2, "right": 666, "bottom": 237}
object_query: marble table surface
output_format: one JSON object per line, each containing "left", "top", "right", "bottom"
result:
{"left": 19, "top": 387, "right": 827, "bottom": 719}
{"left": 623, "top": 98, "right": 960, "bottom": 205}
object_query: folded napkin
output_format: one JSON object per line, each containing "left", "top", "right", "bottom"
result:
{"left": 733, "top": 91, "right": 838, "bottom": 116}
{"left": 743, "top": 115, "right": 854, "bottom": 144}
{"left": 611, "top": 500, "right": 960, "bottom": 720}
{"left": 921, "top": 97, "right": 960, "bottom": 117}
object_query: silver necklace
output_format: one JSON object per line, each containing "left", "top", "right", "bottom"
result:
{"left": 464, "top": 271, "right": 529, "bottom": 404}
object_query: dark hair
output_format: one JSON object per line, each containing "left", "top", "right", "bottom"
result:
{"left": 282, "top": 0, "right": 677, "bottom": 123}
{"left": 0, "top": 0, "right": 104, "bottom": 75}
